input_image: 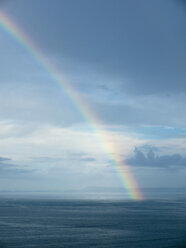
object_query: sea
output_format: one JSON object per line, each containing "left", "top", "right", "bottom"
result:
{"left": 0, "top": 195, "right": 186, "bottom": 248}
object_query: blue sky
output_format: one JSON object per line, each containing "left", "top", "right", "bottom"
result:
{"left": 0, "top": 0, "right": 186, "bottom": 193}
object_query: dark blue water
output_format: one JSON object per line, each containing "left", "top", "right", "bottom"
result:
{"left": 0, "top": 199, "right": 186, "bottom": 247}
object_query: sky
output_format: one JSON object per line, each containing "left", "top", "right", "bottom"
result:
{"left": 0, "top": 0, "right": 186, "bottom": 195}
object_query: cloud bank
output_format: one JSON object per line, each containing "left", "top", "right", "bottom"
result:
{"left": 126, "top": 147, "right": 186, "bottom": 169}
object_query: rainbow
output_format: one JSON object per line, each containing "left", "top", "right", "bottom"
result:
{"left": 0, "top": 10, "right": 143, "bottom": 200}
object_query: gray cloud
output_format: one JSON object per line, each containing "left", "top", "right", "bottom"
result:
{"left": 0, "top": 157, "right": 11, "bottom": 162}
{"left": 30, "top": 157, "right": 63, "bottom": 163}
{"left": 62, "top": 152, "right": 96, "bottom": 163}
{"left": 0, "top": 157, "right": 14, "bottom": 173}
{"left": 80, "top": 157, "right": 96, "bottom": 162}
{"left": 90, "top": 95, "right": 186, "bottom": 128}
{"left": 34, "top": 153, "right": 96, "bottom": 162}
{"left": 126, "top": 147, "right": 186, "bottom": 169}
{"left": 0, "top": 157, "right": 35, "bottom": 177}
{"left": 97, "top": 84, "right": 109, "bottom": 91}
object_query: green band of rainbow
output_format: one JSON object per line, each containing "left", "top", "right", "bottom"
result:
{"left": 0, "top": 10, "right": 143, "bottom": 200}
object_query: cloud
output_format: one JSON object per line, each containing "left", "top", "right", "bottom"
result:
{"left": 30, "top": 154, "right": 96, "bottom": 165}
{"left": 0, "top": 156, "right": 35, "bottom": 177}
{"left": 126, "top": 147, "right": 186, "bottom": 169}
{"left": 0, "top": 156, "right": 11, "bottom": 162}
{"left": 66, "top": 152, "right": 96, "bottom": 163}
{"left": 89, "top": 92, "right": 186, "bottom": 128}
{"left": 80, "top": 157, "right": 96, "bottom": 162}
{"left": 97, "top": 84, "right": 109, "bottom": 91}
{"left": 0, "top": 157, "right": 13, "bottom": 173}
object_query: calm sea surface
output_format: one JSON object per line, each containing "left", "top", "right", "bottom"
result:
{"left": 0, "top": 199, "right": 186, "bottom": 248}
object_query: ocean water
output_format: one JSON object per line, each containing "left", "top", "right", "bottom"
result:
{"left": 0, "top": 199, "right": 186, "bottom": 248}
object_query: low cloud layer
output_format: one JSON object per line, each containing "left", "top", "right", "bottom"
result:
{"left": 0, "top": 157, "right": 11, "bottom": 162}
{"left": 0, "top": 156, "right": 35, "bottom": 177}
{"left": 126, "top": 147, "right": 186, "bottom": 169}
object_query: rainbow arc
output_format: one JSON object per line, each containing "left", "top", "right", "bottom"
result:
{"left": 0, "top": 11, "right": 143, "bottom": 200}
